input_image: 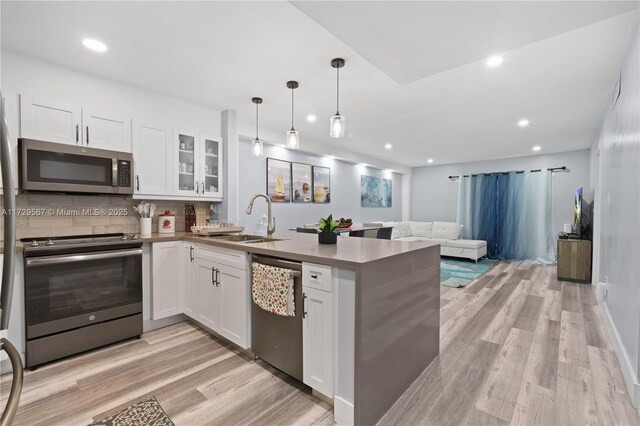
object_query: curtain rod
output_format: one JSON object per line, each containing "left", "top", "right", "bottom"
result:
{"left": 448, "top": 166, "right": 566, "bottom": 180}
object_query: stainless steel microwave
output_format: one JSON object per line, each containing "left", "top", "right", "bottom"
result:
{"left": 19, "top": 138, "right": 133, "bottom": 195}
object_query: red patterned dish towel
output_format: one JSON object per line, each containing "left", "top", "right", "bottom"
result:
{"left": 251, "top": 263, "right": 295, "bottom": 316}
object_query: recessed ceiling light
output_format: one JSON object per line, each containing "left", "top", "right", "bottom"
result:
{"left": 306, "top": 114, "right": 317, "bottom": 123}
{"left": 427, "top": 158, "right": 434, "bottom": 164}
{"left": 518, "top": 119, "right": 530, "bottom": 127}
{"left": 485, "top": 55, "right": 503, "bottom": 68}
{"left": 532, "top": 146, "right": 541, "bottom": 152}
{"left": 385, "top": 143, "right": 393, "bottom": 150}
{"left": 82, "top": 38, "right": 108, "bottom": 52}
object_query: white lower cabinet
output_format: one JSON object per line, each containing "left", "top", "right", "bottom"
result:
{"left": 151, "top": 241, "right": 183, "bottom": 320}
{"left": 302, "top": 263, "right": 334, "bottom": 398}
{"left": 195, "top": 257, "right": 220, "bottom": 331}
{"left": 217, "top": 263, "right": 249, "bottom": 346}
{"left": 183, "top": 242, "right": 197, "bottom": 317}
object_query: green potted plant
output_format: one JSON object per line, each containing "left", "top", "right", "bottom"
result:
{"left": 318, "top": 214, "right": 339, "bottom": 244}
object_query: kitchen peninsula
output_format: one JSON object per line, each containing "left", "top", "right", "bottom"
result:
{"left": 143, "top": 231, "right": 440, "bottom": 425}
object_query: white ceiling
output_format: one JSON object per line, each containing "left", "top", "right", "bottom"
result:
{"left": 1, "top": 1, "right": 638, "bottom": 167}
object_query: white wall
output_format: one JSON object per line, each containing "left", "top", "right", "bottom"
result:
{"left": 1, "top": 48, "right": 222, "bottom": 144}
{"left": 238, "top": 140, "right": 403, "bottom": 232}
{"left": 593, "top": 25, "right": 640, "bottom": 406}
{"left": 411, "top": 149, "right": 592, "bottom": 238}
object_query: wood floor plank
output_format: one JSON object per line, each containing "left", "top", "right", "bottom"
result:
{"left": 559, "top": 310, "right": 590, "bottom": 369}
{"left": 512, "top": 294, "right": 544, "bottom": 332}
{"left": 555, "top": 362, "right": 598, "bottom": 426}
{"left": 582, "top": 303, "right": 614, "bottom": 351}
{"left": 561, "top": 282, "right": 583, "bottom": 313}
{"left": 511, "top": 381, "right": 556, "bottom": 426}
{"left": 523, "top": 319, "right": 560, "bottom": 390}
{"left": 475, "top": 328, "right": 535, "bottom": 422}
{"left": 578, "top": 283, "right": 598, "bottom": 305}
{"left": 588, "top": 345, "right": 640, "bottom": 426}
{"left": 540, "top": 286, "right": 563, "bottom": 322}
{"left": 481, "top": 279, "right": 532, "bottom": 345}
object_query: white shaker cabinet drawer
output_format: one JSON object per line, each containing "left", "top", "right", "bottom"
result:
{"left": 302, "top": 263, "right": 333, "bottom": 292}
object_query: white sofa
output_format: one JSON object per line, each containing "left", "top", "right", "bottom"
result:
{"left": 366, "top": 221, "right": 487, "bottom": 262}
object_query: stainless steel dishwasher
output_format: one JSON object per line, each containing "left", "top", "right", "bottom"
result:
{"left": 251, "top": 255, "right": 303, "bottom": 381}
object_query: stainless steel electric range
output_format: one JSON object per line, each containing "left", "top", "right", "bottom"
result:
{"left": 21, "top": 233, "right": 143, "bottom": 368}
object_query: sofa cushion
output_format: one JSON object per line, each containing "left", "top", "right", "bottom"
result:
{"left": 395, "top": 236, "right": 427, "bottom": 242}
{"left": 428, "top": 238, "right": 451, "bottom": 247}
{"left": 410, "top": 221, "right": 432, "bottom": 238}
{"left": 392, "top": 222, "right": 412, "bottom": 239}
{"left": 431, "top": 222, "right": 462, "bottom": 240}
{"left": 447, "top": 239, "right": 487, "bottom": 249}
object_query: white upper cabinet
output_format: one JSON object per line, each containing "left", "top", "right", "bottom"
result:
{"left": 132, "top": 121, "right": 173, "bottom": 196}
{"left": 174, "top": 130, "right": 223, "bottom": 200}
{"left": 82, "top": 109, "right": 132, "bottom": 152}
{"left": 20, "top": 95, "right": 132, "bottom": 152}
{"left": 175, "top": 128, "right": 199, "bottom": 197}
{"left": 20, "top": 95, "right": 82, "bottom": 145}
{"left": 201, "top": 135, "right": 223, "bottom": 199}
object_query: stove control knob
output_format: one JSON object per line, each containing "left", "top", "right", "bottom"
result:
{"left": 131, "top": 234, "right": 139, "bottom": 240}
{"left": 45, "top": 239, "right": 55, "bottom": 246}
{"left": 29, "top": 240, "right": 40, "bottom": 247}
{"left": 121, "top": 235, "right": 129, "bottom": 240}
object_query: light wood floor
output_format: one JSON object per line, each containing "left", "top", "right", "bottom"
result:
{"left": 1, "top": 262, "right": 637, "bottom": 426}
{"left": 380, "top": 261, "right": 640, "bottom": 426}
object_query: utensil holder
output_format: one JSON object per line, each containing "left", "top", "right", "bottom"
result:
{"left": 140, "top": 217, "right": 152, "bottom": 236}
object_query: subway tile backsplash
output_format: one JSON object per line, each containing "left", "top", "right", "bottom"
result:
{"left": 1, "top": 194, "right": 211, "bottom": 240}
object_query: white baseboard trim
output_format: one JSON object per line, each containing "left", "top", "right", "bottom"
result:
{"left": 334, "top": 396, "right": 354, "bottom": 426}
{"left": 599, "top": 299, "right": 640, "bottom": 408}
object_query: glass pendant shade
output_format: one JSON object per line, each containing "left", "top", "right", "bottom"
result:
{"left": 286, "top": 129, "right": 299, "bottom": 149}
{"left": 251, "top": 138, "right": 263, "bottom": 157}
{"left": 329, "top": 114, "right": 345, "bottom": 138}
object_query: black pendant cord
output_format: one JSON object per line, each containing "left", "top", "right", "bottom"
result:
{"left": 336, "top": 66, "right": 340, "bottom": 115}
{"left": 291, "top": 87, "right": 295, "bottom": 130}
{"left": 255, "top": 102, "right": 259, "bottom": 140}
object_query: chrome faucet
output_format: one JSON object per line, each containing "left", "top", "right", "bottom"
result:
{"left": 245, "top": 193, "right": 275, "bottom": 237}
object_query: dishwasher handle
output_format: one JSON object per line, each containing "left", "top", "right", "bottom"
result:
{"left": 251, "top": 255, "right": 302, "bottom": 276}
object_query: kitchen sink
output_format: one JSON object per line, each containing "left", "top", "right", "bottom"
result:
{"left": 213, "top": 234, "right": 283, "bottom": 243}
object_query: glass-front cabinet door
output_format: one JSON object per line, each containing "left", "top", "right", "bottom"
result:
{"left": 175, "top": 129, "right": 198, "bottom": 196}
{"left": 200, "top": 135, "right": 223, "bottom": 199}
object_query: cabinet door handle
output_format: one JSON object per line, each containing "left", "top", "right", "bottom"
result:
{"left": 211, "top": 267, "right": 215, "bottom": 286}
{"left": 215, "top": 268, "right": 220, "bottom": 286}
{"left": 190, "top": 246, "right": 194, "bottom": 262}
{"left": 201, "top": 182, "right": 204, "bottom": 194}
{"left": 310, "top": 274, "right": 318, "bottom": 279}
{"left": 136, "top": 175, "right": 140, "bottom": 191}
{"left": 75, "top": 125, "right": 79, "bottom": 144}
{"left": 302, "top": 293, "right": 307, "bottom": 319}
{"left": 195, "top": 180, "right": 198, "bottom": 194}
{"left": 86, "top": 126, "right": 90, "bottom": 145}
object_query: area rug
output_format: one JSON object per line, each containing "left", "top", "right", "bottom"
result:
{"left": 90, "top": 397, "right": 174, "bottom": 426}
{"left": 440, "top": 258, "right": 497, "bottom": 288}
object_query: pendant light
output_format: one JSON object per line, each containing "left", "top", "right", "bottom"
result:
{"left": 330, "top": 58, "right": 346, "bottom": 138}
{"left": 286, "top": 80, "right": 300, "bottom": 149}
{"left": 251, "top": 97, "right": 263, "bottom": 157}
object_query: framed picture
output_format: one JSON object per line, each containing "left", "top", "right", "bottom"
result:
{"left": 361, "top": 175, "right": 392, "bottom": 207}
{"left": 266, "top": 158, "right": 291, "bottom": 202}
{"left": 291, "top": 162, "right": 313, "bottom": 203}
{"left": 312, "top": 166, "right": 331, "bottom": 203}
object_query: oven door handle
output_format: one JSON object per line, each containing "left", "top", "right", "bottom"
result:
{"left": 25, "top": 248, "right": 143, "bottom": 267}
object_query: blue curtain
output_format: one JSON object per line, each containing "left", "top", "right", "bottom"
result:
{"left": 456, "top": 171, "right": 554, "bottom": 264}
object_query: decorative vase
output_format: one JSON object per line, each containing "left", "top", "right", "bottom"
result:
{"left": 318, "top": 231, "right": 337, "bottom": 245}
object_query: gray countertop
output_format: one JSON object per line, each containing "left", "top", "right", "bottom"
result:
{"left": 2, "top": 231, "right": 438, "bottom": 268}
